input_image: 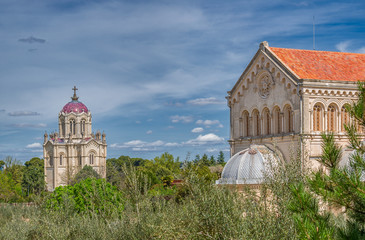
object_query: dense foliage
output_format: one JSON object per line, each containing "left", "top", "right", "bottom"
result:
{"left": 45, "top": 178, "right": 124, "bottom": 215}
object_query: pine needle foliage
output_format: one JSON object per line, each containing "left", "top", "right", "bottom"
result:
{"left": 289, "top": 82, "right": 365, "bottom": 239}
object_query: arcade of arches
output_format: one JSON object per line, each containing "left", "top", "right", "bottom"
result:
{"left": 227, "top": 41, "right": 365, "bottom": 166}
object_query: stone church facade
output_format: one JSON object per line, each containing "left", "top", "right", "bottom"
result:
{"left": 227, "top": 41, "right": 365, "bottom": 167}
{"left": 43, "top": 87, "right": 107, "bottom": 191}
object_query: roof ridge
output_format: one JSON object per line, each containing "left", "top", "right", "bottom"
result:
{"left": 269, "top": 46, "right": 365, "bottom": 56}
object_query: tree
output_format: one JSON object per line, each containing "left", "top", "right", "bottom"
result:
{"left": 217, "top": 151, "right": 225, "bottom": 164}
{"left": 140, "top": 152, "right": 181, "bottom": 185}
{"left": 71, "top": 165, "right": 101, "bottom": 185}
{"left": 0, "top": 156, "right": 25, "bottom": 202}
{"left": 0, "top": 160, "right": 4, "bottom": 171}
{"left": 22, "top": 157, "right": 45, "bottom": 196}
{"left": 209, "top": 156, "right": 216, "bottom": 166}
{"left": 289, "top": 82, "right": 365, "bottom": 239}
{"left": 45, "top": 178, "right": 124, "bottom": 215}
{"left": 201, "top": 154, "right": 209, "bottom": 166}
{"left": 194, "top": 154, "right": 200, "bottom": 165}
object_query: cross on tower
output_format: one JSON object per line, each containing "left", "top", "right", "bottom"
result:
{"left": 71, "top": 86, "right": 79, "bottom": 101}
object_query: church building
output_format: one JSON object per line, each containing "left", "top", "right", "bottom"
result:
{"left": 43, "top": 87, "right": 107, "bottom": 191}
{"left": 217, "top": 41, "right": 365, "bottom": 185}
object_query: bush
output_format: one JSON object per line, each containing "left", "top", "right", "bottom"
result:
{"left": 44, "top": 178, "right": 124, "bottom": 216}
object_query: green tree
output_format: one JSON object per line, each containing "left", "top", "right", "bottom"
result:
{"left": 141, "top": 152, "right": 181, "bottom": 185}
{"left": 201, "top": 154, "right": 209, "bottom": 166}
{"left": 22, "top": 157, "right": 45, "bottom": 196}
{"left": 71, "top": 165, "right": 101, "bottom": 185}
{"left": 193, "top": 154, "right": 200, "bottom": 164}
{"left": 0, "top": 156, "right": 25, "bottom": 202}
{"left": 289, "top": 82, "right": 365, "bottom": 239}
{"left": 209, "top": 155, "right": 216, "bottom": 166}
{"left": 217, "top": 151, "right": 225, "bottom": 164}
{"left": 45, "top": 178, "right": 124, "bottom": 215}
{"left": 0, "top": 160, "right": 4, "bottom": 170}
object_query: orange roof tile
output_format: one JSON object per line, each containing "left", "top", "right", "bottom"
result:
{"left": 269, "top": 47, "right": 365, "bottom": 82}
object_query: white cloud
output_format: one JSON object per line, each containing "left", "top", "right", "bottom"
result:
{"left": 206, "top": 148, "right": 218, "bottom": 152}
{"left": 132, "top": 147, "right": 158, "bottom": 152}
{"left": 13, "top": 123, "right": 46, "bottom": 128}
{"left": 185, "top": 133, "right": 224, "bottom": 145}
{"left": 192, "top": 127, "right": 204, "bottom": 133}
{"left": 8, "top": 111, "right": 41, "bottom": 117}
{"left": 336, "top": 41, "right": 365, "bottom": 53}
{"left": 165, "top": 142, "right": 180, "bottom": 147}
{"left": 187, "top": 97, "right": 225, "bottom": 106}
{"left": 149, "top": 140, "right": 165, "bottom": 147}
{"left": 26, "top": 142, "right": 42, "bottom": 148}
{"left": 136, "top": 120, "right": 141, "bottom": 124}
{"left": 146, "top": 130, "right": 153, "bottom": 134}
{"left": 170, "top": 115, "right": 193, "bottom": 123}
{"left": 196, "top": 119, "right": 222, "bottom": 127}
{"left": 124, "top": 140, "right": 147, "bottom": 146}
{"left": 336, "top": 41, "right": 351, "bottom": 52}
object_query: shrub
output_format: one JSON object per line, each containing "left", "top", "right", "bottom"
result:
{"left": 44, "top": 178, "right": 124, "bottom": 216}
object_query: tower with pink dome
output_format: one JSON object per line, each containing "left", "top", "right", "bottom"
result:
{"left": 43, "top": 86, "right": 107, "bottom": 191}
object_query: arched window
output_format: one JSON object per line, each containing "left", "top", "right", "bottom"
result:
{"left": 242, "top": 111, "right": 249, "bottom": 137}
{"left": 252, "top": 110, "right": 260, "bottom": 136}
{"left": 341, "top": 105, "right": 350, "bottom": 132}
{"left": 60, "top": 155, "right": 63, "bottom": 165}
{"left": 79, "top": 156, "right": 82, "bottom": 166}
{"left": 284, "top": 105, "right": 293, "bottom": 133}
{"left": 89, "top": 154, "right": 94, "bottom": 165}
{"left": 262, "top": 108, "right": 271, "bottom": 135}
{"left": 327, "top": 105, "right": 336, "bottom": 132}
{"left": 61, "top": 121, "right": 65, "bottom": 137}
{"left": 273, "top": 107, "right": 281, "bottom": 134}
{"left": 313, "top": 104, "right": 322, "bottom": 132}
{"left": 81, "top": 120, "right": 86, "bottom": 134}
{"left": 70, "top": 119, "right": 76, "bottom": 135}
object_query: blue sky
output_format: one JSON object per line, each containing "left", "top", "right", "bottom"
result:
{"left": 1, "top": 0, "right": 365, "bottom": 163}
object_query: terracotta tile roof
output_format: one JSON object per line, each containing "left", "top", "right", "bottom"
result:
{"left": 268, "top": 47, "right": 365, "bottom": 82}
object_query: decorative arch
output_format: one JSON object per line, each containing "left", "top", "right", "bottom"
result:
{"left": 241, "top": 110, "right": 250, "bottom": 137}
{"left": 81, "top": 118, "right": 86, "bottom": 135}
{"left": 252, "top": 109, "right": 260, "bottom": 136}
{"left": 59, "top": 152, "right": 65, "bottom": 166}
{"left": 283, "top": 105, "right": 293, "bottom": 133}
{"left": 327, "top": 103, "right": 338, "bottom": 132}
{"left": 313, "top": 103, "right": 324, "bottom": 132}
{"left": 272, "top": 106, "right": 281, "bottom": 134}
{"left": 88, "top": 150, "right": 97, "bottom": 165}
{"left": 262, "top": 108, "right": 271, "bottom": 135}
{"left": 341, "top": 103, "right": 350, "bottom": 132}
{"left": 69, "top": 118, "right": 76, "bottom": 135}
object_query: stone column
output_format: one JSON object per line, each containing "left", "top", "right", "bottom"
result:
{"left": 324, "top": 111, "right": 328, "bottom": 132}
{"left": 337, "top": 111, "right": 341, "bottom": 132}
{"left": 239, "top": 117, "right": 243, "bottom": 137}
{"left": 247, "top": 117, "right": 253, "bottom": 136}
{"left": 309, "top": 110, "right": 313, "bottom": 133}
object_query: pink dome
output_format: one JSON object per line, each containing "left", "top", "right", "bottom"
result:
{"left": 62, "top": 101, "right": 89, "bottom": 114}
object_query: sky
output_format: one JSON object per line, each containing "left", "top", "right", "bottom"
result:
{"left": 1, "top": 0, "right": 365, "bottom": 163}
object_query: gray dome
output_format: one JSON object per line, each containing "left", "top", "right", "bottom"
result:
{"left": 216, "top": 145, "right": 282, "bottom": 184}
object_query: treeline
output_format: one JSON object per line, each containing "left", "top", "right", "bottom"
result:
{"left": 0, "top": 157, "right": 45, "bottom": 202}
{"left": 0, "top": 151, "right": 226, "bottom": 203}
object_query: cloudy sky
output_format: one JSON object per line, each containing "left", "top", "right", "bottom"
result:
{"left": 1, "top": 0, "right": 364, "bottom": 163}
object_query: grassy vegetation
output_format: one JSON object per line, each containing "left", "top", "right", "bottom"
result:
{"left": 0, "top": 156, "right": 302, "bottom": 240}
